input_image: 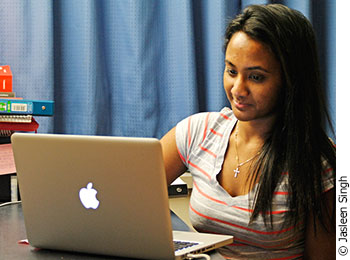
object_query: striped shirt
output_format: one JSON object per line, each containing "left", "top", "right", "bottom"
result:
{"left": 175, "top": 107, "right": 334, "bottom": 260}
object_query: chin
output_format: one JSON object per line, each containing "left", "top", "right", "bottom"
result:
{"left": 234, "top": 115, "right": 255, "bottom": 122}
{"left": 233, "top": 114, "right": 255, "bottom": 122}
{"left": 231, "top": 107, "right": 254, "bottom": 121}
{"left": 232, "top": 108, "right": 278, "bottom": 124}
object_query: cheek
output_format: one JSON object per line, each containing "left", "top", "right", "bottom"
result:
{"left": 255, "top": 86, "right": 280, "bottom": 110}
{"left": 223, "top": 74, "right": 233, "bottom": 95}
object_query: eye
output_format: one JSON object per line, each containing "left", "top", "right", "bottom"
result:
{"left": 226, "top": 68, "right": 237, "bottom": 76}
{"left": 249, "top": 73, "right": 265, "bottom": 82}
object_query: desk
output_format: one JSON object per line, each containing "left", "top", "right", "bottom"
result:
{"left": 0, "top": 203, "right": 224, "bottom": 260}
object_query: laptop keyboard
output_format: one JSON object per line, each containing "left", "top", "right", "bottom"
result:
{"left": 173, "top": 240, "right": 199, "bottom": 251}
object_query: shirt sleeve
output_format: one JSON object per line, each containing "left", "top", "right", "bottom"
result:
{"left": 321, "top": 157, "right": 335, "bottom": 193}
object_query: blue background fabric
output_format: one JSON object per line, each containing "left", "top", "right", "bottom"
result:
{"left": 0, "top": 0, "right": 335, "bottom": 139}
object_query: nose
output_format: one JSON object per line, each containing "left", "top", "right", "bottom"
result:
{"left": 232, "top": 75, "right": 249, "bottom": 99}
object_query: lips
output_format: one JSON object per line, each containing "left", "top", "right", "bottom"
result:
{"left": 233, "top": 100, "right": 251, "bottom": 110}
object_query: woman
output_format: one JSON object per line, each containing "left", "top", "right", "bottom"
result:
{"left": 161, "top": 4, "right": 335, "bottom": 260}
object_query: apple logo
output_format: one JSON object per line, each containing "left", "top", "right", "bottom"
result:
{"left": 79, "top": 182, "right": 100, "bottom": 209}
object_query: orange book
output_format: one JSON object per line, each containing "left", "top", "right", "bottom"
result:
{"left": 0, "top": 65, "right": 13, "bottom": 92}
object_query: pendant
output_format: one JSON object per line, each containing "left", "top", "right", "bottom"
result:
{"left": 234, "top": 167, "right": 240, "bottom": 178}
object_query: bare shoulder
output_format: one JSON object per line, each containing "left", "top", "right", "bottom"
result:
{"left": 160, "top": 127, "right": 187, "bottom": 185}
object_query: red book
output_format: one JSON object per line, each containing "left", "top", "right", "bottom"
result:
{"left": 0, "top": 117, "right": 39, "bottom": 133}
{"left": 0, "top": 65, "right": 13, "bottom": 92}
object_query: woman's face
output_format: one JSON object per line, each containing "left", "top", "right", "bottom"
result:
{"left": 223, "top": 31, "right": 282, "bottom": 124}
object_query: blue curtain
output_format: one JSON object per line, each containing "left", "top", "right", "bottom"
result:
{"left": 0, "top": 0, "right": 336, "bottom": 139}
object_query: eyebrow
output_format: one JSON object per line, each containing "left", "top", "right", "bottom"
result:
{"left": 224, "top": 60, "right": 271, "bottom": 73}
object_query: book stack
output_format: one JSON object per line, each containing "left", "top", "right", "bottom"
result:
{"left": 0, "top": 65, "right": 54, "bottom": 202}
{"left": 0, "top": 65, "right": 54, "bottom": 137}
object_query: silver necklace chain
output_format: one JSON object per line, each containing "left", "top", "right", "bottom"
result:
{"left": 233, "top": 128, "right": 261, "bottom": 178}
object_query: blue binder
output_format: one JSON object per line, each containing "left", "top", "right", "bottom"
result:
{"left": 0, "top": 99, "right": 54, "bottom": 116}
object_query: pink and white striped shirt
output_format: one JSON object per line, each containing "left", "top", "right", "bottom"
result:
{"left": 175, "top": 107, "right": 334, "bottom": 260}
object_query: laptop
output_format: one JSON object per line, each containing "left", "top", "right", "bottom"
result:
{"left": 11, "top": 133, "right": 233, "bottom": 260}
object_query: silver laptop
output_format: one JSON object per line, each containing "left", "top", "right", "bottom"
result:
{"left": 11, "top": 133, "right": 233, "bottom": 260}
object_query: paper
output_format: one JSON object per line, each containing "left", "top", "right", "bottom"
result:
{"left": 0, "top": 143, "right": 16, "bottom": 175}
{"left": 171, "top": 177, "right": 186, "bottom": 186}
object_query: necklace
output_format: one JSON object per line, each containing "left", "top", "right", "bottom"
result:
{"left": 233, "top": 129, "right": 261, "bottom": 178}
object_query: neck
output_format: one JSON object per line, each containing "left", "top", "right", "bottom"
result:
{"left": 235, "top": 117, "right": 275, "bottom": 144}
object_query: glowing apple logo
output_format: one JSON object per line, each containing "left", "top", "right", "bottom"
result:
{"left": 79, "top": 182, "right": 100, "bottom": 209}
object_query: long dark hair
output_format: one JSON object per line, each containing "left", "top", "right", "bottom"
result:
{"left": 224, "top": 4, "right": 336, "bottom": 231}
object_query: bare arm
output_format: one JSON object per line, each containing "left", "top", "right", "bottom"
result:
{"left": 303, "top": 188, "right": 336, "bottom": 259}
{"left": 160, "top": 127, "right": 187, "bottom": 186}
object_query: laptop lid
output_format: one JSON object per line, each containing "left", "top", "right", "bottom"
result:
{"left": 11, "top": 133, "right": 233, "bottom": 260}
